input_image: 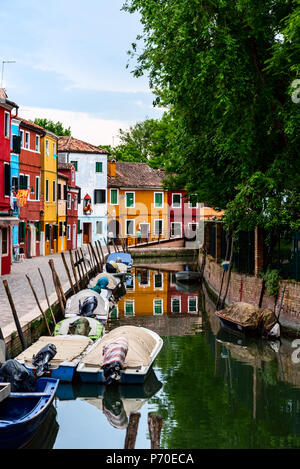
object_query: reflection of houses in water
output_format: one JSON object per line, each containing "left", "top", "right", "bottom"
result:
{"left": 113, "top": 268, "right": 200, "bottom": 320}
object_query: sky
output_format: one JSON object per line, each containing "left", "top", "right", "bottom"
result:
{"left": 0, "top": 0, "right": 164, "bottom": 146}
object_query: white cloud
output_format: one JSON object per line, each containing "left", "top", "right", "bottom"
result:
{"left": 18, "top": 106, "right": 131, "bottom": 146}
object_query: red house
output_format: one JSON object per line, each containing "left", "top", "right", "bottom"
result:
{"left": 18, "top": 118, "right": 45, "bottom": 258}
{"left": 168, "top": 190, "right": 200, "bottom": 241}
{"left": 57, "top": 162, "right": 80, "bottom": 250}
{"left": 0, "top": 89, "right": 19, "bottom": 275}
{"left": 167, "top": 273, "right": 199, "bottom": 315}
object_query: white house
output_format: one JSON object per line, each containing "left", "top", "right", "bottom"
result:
{"left": 58, "top": 136, "right": 109, "bottom": 246}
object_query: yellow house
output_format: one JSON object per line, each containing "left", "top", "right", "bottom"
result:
{"left": 40, "top": 130, "right": 58, "bottom": 255}
{"left": 111, "top": 269, "right": 168, "bottom": 320}
{"left": 57, "top": 172, "right": 68, "bottom": 253}
{"left": 107, "top": 160, "right": 168, "bottom": 246}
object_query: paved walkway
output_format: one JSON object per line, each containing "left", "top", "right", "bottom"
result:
{"left": 0, "top": 247, "right": 110, "bottom": 338}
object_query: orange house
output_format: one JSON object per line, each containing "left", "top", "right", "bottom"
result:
{"left": 107, "top": 160, "right": 168, "bottom": 246}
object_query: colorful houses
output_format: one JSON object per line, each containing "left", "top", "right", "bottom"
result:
{"left": 57, "top": 136, "right": 109, "bottom": 247}
{"left": 40, "top": 129, "right": 58, "bottom": 256}
{"left": 58, "top": 162, "right": 79, "bottom": 251}
{"left": 107, "top": 160, "right": 168, "bottom": 245}
{"left": 0, "top": 89, "right": 19, "bottom": 275}
{"left": 18, "top": 118, "right": 45, "bottom": 258}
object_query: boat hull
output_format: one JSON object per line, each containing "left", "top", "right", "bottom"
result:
{"left": 175, "top": 272, "right": 201, "bottom": 282}
{"left": 0, "top": 378, "right": 59, "bottom": 449}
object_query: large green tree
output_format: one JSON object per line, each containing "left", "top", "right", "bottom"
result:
{"left": 123, "top": 0, "right": 300, "bottom": 241}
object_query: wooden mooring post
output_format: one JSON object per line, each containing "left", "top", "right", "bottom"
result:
{"left": 148, "top": 413, "right": 163, "bottom": 449}
{"left": 61, "top": 252, "right": 75, "bottom": 295}
{"left": 48, "top": 259, "right": 65, "bottom": 314}
{"left": 69, "top": 249, "right": 80, "bottom": 292}
{"left": 74, "top": 249, "right": 83, "bottom": 284}
{"left": 26, "top": 275, "right": 52, "bottom": 336}
{"left": 3, "top": 279, "right": 26, "bottom": 351}
{"left": 124, "top": 412, "right": 141, "bottom": 449}
{"left": 89, "top": 242, "right": 101, "bottom": 272}
{"left": 38, "top": 268, "right": 56, "bottom": 326}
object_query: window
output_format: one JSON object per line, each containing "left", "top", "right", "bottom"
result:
{"left": 171, "top": 297, "right": 181, "bottom": 313}
{"left": 35, "top": 221, "right": 41, "bottom": 241}
{"left": 53, "top": 181, "right": 56, "bottom": 202}
{"left": 126, "top": 219, "right": 134, "bottom": 235}
{"left": 172, "top": 193, "right": 181, "bottom": 208}
{"left": 46, "top": 179, "right": 49, "bottom": 202}
{"left": 45, "top": 224, "right": 50, "bottom": 241}
{"left": 35, "top": 177, "right": 40, "bottom": 200}
{"left": 12, "top": 176, "right": 18, "bottom": 193}
{"left": 154, "top": 273, "right": 163, "bottom": 289}
{"left": 154, "top": 192, "right": 163, "bottom": 208}
{"left": 188, "top": 296, "right": 198, "bottom": 313}
{"left": 94, "top": 189, "right": 106, "bottom": 204}
{"left": 137, "top": 269, "right": 149, "bottom": 286}
{"left": 67, "top": 193, "right": 71, "bottom": 209}
{"left": 67, "top": 225, "right": 71, "bottom": 240}
{"left": 171, "top": 222, "right": 182, "bottom": 237}
{"left": 4, "top": 112, "right": 10, "bottom": 138}
{"left": 125, "top": 192, "right": 135, "bottom": 208}
{"left": 154, "top": 219, "right": 163, "bottom": 236}
{"left": 19, "top": 174, "right": 29, "bottom": 190}
{"left": 53, "top": 142, "right": 56, "bottom": 155}
{"left": 124, "top": 300, "right": 135, "bottom": 316}
{"left": 153, "top": 298, "right": 163, "bottom": 315}
{"left": 1, "top": 228, "right": 8, "bottom": 256}
{"left": 46, "top": 139, "right": 49, "bottom": 156}
{"left": 74, "top": 195, "right": 78, "bottom": 211}
{"left": 71, "top": 161, "right": 78, "bottom": 171}
{"left": 96, "top": 221, "right": 103, "bottom": 235}
{"left": 95, "top": 162, "right": 103, "bottom": 173}
{"left": 20, "top": 130, "right": 24, "bottom": 148}
{"left": 4, "top": 163, "right": 10, "bottom": 197}
{"left": 25, "top": 132, "right": 30, "bottom": 149}
{"left": 72, "top": 170, "right": 75, "bottom": 182}
{"left": 110, "top": 306, "right": 118, "bottom": 319}
{"left": 19, "top": 222, "right": 26, "bottom": 242}
{"left": 110, "top": 189, "right": 118, "bottom": 205}
{"left": 35, "top": 135, "right": 40, "bottom": 152}
{"left": 59, "top": 222, "right": 63, "bottom": 237}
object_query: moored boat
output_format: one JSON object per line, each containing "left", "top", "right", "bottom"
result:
{"left": 215, "top": 302, "right": 280, "bottom": 339}
{"left": 54, "top": 316, "right": 104, "bottom": 341}
{"left": 76, "top": 325, "right": 163, "bottom": 384}
{"left": 16, "top": 335, "right": 94, "bottom": 382}
{"left": 175, "top": 269, "right": 201, "bottom": 282}
{"left": 65, "top": 289, "right": 110, "bottom": 324}
{"left": 0, "top": 377, "right": 59, "bottom": 449}
{"left": 107, "top": 252, "right": 133, "bottom": 267}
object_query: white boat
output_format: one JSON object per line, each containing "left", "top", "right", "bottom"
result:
{"left": 175, "top": 270, "right": 201, "bottom": 282}
{"left": 76, "top": 325, "right": 163, "bottom": 384}
{"left": 16, "top": 335, "right": 94, "bottom": 383}
{"left": 65, "top": 289, "right": 110, "bottom": 323}
{"left": 88, "top": 273, "right": 121, "bottom": 292}
{"left": 54, "top": 316, "right": 104, "bottom": 341}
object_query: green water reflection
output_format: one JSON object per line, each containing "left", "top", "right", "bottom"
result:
{"left": 39, "top": 266, "right": 300, "bottom": 449}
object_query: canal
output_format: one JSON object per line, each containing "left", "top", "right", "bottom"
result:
{"left": 25, "top": 263, "right": 300, "bottom": 449}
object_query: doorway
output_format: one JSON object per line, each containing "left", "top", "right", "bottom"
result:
{"left": 83, "top": 223, "right": 91, "bottom": 244}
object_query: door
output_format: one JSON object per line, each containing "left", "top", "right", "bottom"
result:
{"left": 83, "top": 223, "right": 90, "bottom": 244}
{"left": 140, "top": 223, "right": 150, "bottom": 241}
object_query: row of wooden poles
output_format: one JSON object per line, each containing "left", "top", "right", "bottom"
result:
{"left": 124, "top": 412, "right": 163, "bottom": 450}
{"left": 1, "top": 237, "right": 128, "bottom": 354}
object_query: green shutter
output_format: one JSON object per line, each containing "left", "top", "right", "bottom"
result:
{"left": 71, "top": 161, "right": 78, "bottom": 171}
{"left": 110, "top": 189, "right": 118, "bottom": 204}
{"left": 96, "top": 162, "right": 103, "bottom": 173}
{"left": 155, "top": 193, "right": 162, "bottom": 207}
{"left": 126, "top": 192, "right": 134, "bottom": 207}
{"left": 154, "top": 299, "right": 163, "bottom": 315}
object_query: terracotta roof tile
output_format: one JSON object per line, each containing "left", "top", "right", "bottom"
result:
{"left": 58, "top": 162, "right": 75, "bottom": 170}
{"left": 58, "top": 136, "right": 109, "bottom": 154}
{"left": 18, "top": 116, "right": 46, "bottom": 134}
{"left": 108, "top": 161, "right": 166, "bottom": 189}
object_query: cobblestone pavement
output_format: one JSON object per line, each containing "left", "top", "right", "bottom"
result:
{"left": 0, "top": 247, "right": 110, "bottom": 337}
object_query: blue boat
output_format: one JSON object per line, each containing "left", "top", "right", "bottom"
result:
{"left": 0, "top": 377, "right": 59, "bottom": 449}
{"left": 107, "top": 252, "right": 133, "bottom": 267}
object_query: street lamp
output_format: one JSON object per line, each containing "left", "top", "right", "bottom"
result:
{"left": 1, "top": 60, "right": 16, "bottom": 88}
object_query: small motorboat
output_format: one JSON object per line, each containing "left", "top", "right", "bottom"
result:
{"left": 54, "top": 316, "right": 104, "bottom": 341}
{"left": 0, "top": 377, "right": 59, "bottom": 449}
{"left": 88, "top": 273, "right": 121, "bottom": 294}
{"left": 16, "top": 335, "right": 94, "bottom": 382}
{"left": 76, "top": 325, "right": 163, "bottom": 384}
{"left": 107, "top": 252, "right": 133, "bottom": 267}
{"left": 175, "top": 266, "right": 201, "bottom": 282}
{"left": 65, "top": 289, "right": 110, "bottom": 324}
{"left": 215, "top": 302, "right": 280, "bottom": 339}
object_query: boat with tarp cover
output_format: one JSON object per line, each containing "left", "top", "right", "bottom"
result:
{"left": 76, "top": 325, "right": 163, "bottom": 384}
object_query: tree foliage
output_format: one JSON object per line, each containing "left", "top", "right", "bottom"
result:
{"left": 33, "top": 118, "right": 71, "bottom": 136}
{"left": 123, "top": 0, "right": 300, "bottom": 241}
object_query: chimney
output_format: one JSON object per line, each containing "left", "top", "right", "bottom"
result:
{"left": 108, "top": 158, "right": 116, "bottom": 177}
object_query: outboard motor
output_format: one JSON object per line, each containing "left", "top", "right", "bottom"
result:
{"left": 32, "top": 343, "right": 57, "bottom": 378}
{"left": 79, "top": 296, "right": 98, "bottom": 317}
{"left": 0, "top": 359, "right": 36, "bottom": 392}
{"left": 102, "top": 337, "right": 129, "bottom": 385}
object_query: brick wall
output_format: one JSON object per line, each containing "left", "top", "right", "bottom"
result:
{"left": 200, "top": 253, "right": 300, "bottom": 325}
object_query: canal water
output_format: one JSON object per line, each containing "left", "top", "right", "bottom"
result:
{"left": 26, "top": 264, "right": 300, "bottom": 449}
